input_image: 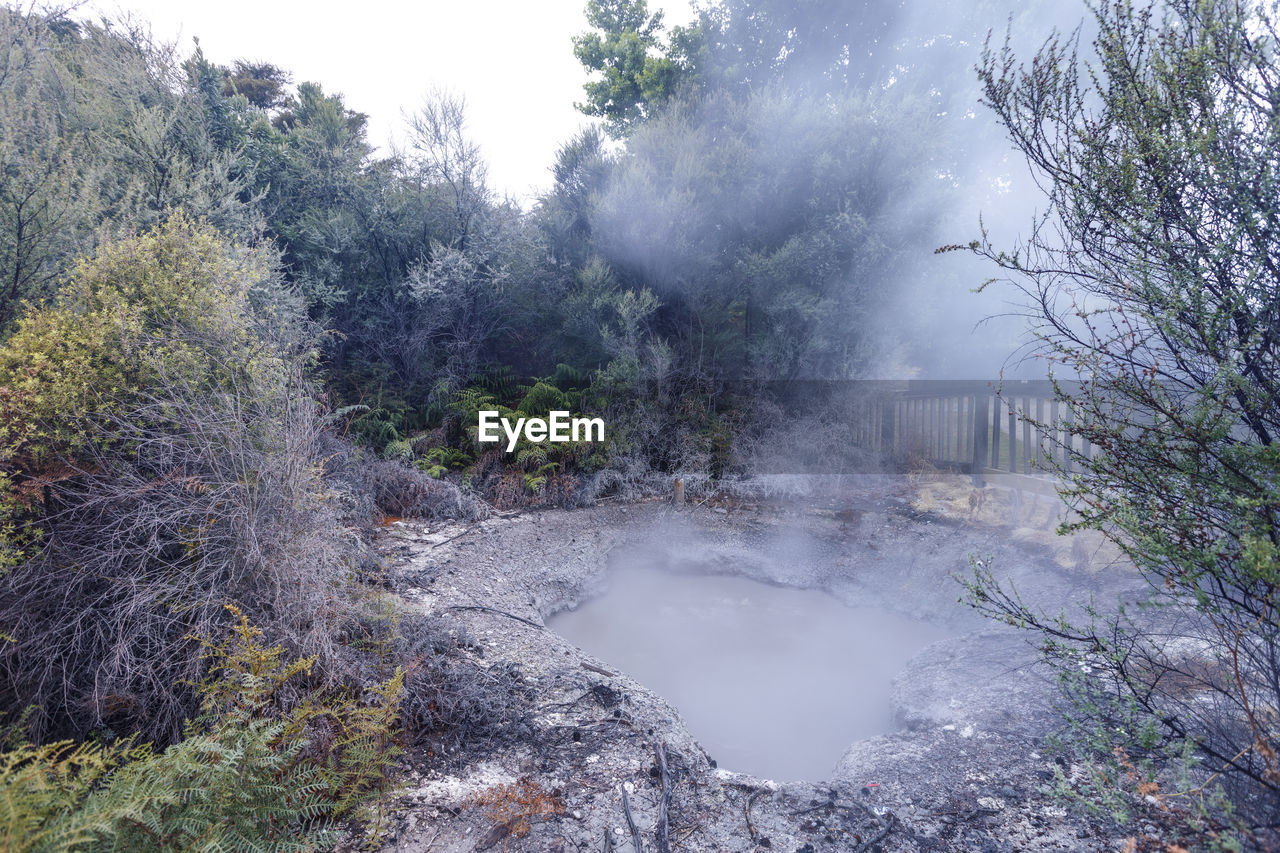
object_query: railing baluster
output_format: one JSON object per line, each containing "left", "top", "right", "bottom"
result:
{"left": 1035, "top": 397, "right": 1045, "bottom": 471}
{"left": 990, "top": 393, "right": 1001, "bottom": 473}
{"left": 1022, "top": 395, "right": 1031, "bottom": 472}
{"left": 962, "top": 394, "right": 972, "bottom": 463}
{"left": 973, "top": 393, "right": 990, "bottom": 485}
{"left": 1008, "top": 399, "right": 1018, "bottom": 474}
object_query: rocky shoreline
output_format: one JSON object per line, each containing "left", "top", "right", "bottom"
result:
{"left": 370, "top": 479, "right": 1144, "bottom": 852}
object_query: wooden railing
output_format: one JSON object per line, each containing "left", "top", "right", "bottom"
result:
{"left": 848, "top": 379, "right": 1093, "bottom": 488}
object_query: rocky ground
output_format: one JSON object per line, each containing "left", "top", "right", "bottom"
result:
{"left": 365, "top": 475, "right": 1151, "bottom": 852}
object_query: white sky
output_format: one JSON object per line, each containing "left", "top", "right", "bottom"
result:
{"left": 83, "top": 0, "right": 695, "bottom": 203}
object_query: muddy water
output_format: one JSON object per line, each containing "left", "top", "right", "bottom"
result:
{"left": 549, "top": 556, "right": 949, "bottom": 781}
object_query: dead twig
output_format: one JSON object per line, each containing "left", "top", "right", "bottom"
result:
{"left": 621, "top": 786, "right": 644, "bottom": 852}
{"left": 537, "top": 689, "right": 595, "bottom": 710}
{"left": 654, "top": 743, "right": 672, "bottom": 853}
{"left": 442, "top": 604, "right": 543, "bottom": 629}
{"left": 744, "top": 789, "right": 764, "bottom": 843}
{"left": 791, "top": 798, "right": 874, "bottom": 820}
{"left": 790, "top": 800, "right": 835, "bottom": 817}
{"left": 429, "top": 525, "right": 479, "bottom": 548}
{"left": 853, "top": 813, "right": 896, "bottom": 853}
{"left": 582, "top": 661, "right": 617, "bottom": 677}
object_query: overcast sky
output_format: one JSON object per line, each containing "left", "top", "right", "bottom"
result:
{"left": 82, "top": 0, "right": 695, "bottom": 203}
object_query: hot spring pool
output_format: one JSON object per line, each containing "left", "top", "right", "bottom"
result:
{"left": 549, "top": 560, "right": 947, "bottom": 781}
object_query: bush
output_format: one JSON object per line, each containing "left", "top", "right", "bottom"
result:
{"left": 0, "top": 608, "right": 404, "bottom": 852}
{"left": 0, "top": 217, "right": 360, "bottom": 743}
{"left": 964, "top": 0, "right": 1280, "bottom": 841}
{"left": 392, "top": 614, "right": 531, "bottom": 757}
{"left": 333, "top": 455, "right": 489, "bottom": 521}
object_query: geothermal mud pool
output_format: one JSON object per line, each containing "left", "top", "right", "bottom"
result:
{"left": 376, "top": 488, "right": 1143, "bottom": 851}
{"left": 549, "top": 552, "right": 949, "bottom": 780}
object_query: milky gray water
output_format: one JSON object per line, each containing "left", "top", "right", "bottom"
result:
{"left": 549, "top": 558, "right": 948, "bottom": 781}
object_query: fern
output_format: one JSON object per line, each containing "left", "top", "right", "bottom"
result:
{"left": 304, "top": 671, "right": 406, "bottom": 817}
{"left": 514, "top": 446, "right": 548, "bottom": 471}
{"left": 0, "top": 607, "right": 405, "bottom": 851}
{"left": 320, "top": 403, "right": 371, "bottom": 429}
{"left": 470, "top": 778, "right": 564, "bottom": 840}
{"left": 0, "top": 739, "right": 143, "bottom": 853}
{"left": 472, "top": 364, "right": 520, "bottom": 400}
{"left": 516, "top": 382, "right": 566, "bottom": 418}
{"left": 95, "top": 718, "right": 338, "bottom": 852}
{"left": 417, "top": 446, "right": 470, "bottom": 476}
{"left": 382, "top": 438, "right": 413, "bottom": 461}
{"left": 0, "top": 722, "right": 338, "bottom": 852}
{"left": 544, "top": 363, "right": 587, "bottom": 391}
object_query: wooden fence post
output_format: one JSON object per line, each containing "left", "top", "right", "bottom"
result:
{"left": 990, "top": 395, "right": 1002, "bottom": 474}
{"left": 881, "top": 398, "right": 896, "bottom": 455}
{"left": 1008, "top": 400, "right": 1018, "bottom": 474}
{"left": 971, "top": 393, "right": 989, "bottom": 486}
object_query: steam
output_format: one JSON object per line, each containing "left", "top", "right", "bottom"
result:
{"left": 550, "top": 532, "right": 949, "bottom": 780}
{"left": 581, "top": 0, "right": 1094, "bottom": 380}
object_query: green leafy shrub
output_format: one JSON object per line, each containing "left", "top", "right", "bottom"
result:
{"left": 0, "top": 212, "right": 281, "bottom": 472}
{"left": 0, "top": 607, "right": 406, "bottom": 852}
{"left": 516, "top": 381, "right": 568, "bottom": 418}
{"left": 965, "top": 0, "right": 1280, "bottom": 840}
{"left": 0, "top": 218, "right": 359, "bottom": 743}
{"left": 196, "top": 605, "right": 406, "bottom": 819}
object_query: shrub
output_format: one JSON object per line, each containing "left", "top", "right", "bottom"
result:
{"left": 0, "top": 217, "right": 359, "bottom": 743}
{"left": 331, "top": 454, "right": 489, "bottom": 521}
{"left": 392, "top": 614, "right": 531, "bottom": 757}
{"left": 0, "top": 608, "right": 405, "bottom": 852}
{"left": 964, "top": 0, "right": 1280, "bottom": 840}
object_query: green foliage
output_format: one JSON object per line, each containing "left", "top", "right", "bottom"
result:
{"left": 197, "top": 606, "right": 405, "bottom": 819}
{"left": 590, "top": 86, "right": 942, "bottom": 382}
{"left": 966, "top": 0, "right": 1280, "bottom": 835}
{"left": 0, "top": 725, "right": 335, "bottom": 852}
{"left": 418, "top": 446, "right": 471, "bottom": 479}
{"left": 573, "top": 0, "right": 693, "bottom": 136}
{"left": 688, "top": 0, "right": 918, "bottom": 95}
{"left": 0, "top": 213, "right": 284, "bottom": 470}
{"left": 0, "top": 608, "right": 406, "bottom": 852}
{"left": 222, "top": 61, "right": 292, "bottom": 111}
{"left": 517, "top": 381, "right": 568, "bottom": 418}
{"left": 0, "top": 217, "right": 355, "bottom": 745}
{"left": 0, "top": 738, "right": 151, "bottom": 852}
{"left": 545, "top": 363, "right": 589, "bottom": 391}
{"left": 472, "top": 364, "right": 522, "bottom": 400}
{"left": 383, "top": 438, "right": 414, "bottom": 461}
{"left": 0, "top": 8, "right": 258, "bottom": 330}
{"left": 101, "top": 718, "right": 337, "bottom": 852}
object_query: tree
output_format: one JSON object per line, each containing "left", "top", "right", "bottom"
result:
{"left": 693, "top": 0, "right": 905, "bottom": 93}
{"left": 0, "top": 9, "right": 259, "bottom": 334}
{"left": 221, "top": 60, "right": 292, "bottom": 111}
{"left": 963, "top": 0, "right": 1280, "bottom": 838}
{"left": 573, "top": 0, "right": 692, "bottom": 136}
{"left": 590, "top": 86, "right": 945, "bottom": 382}
{"left": 405, "top": 92, "right": 490, "bottom": 252}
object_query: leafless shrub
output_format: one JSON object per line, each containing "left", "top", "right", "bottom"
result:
{"left": 328, "top": 455, "right": 489, "bottom": 522}
{"left": 391, "top": 614, "right": 531, "bottom": 756}
{"left": 0, "top": 358, "right": 357, "bottom": 743}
